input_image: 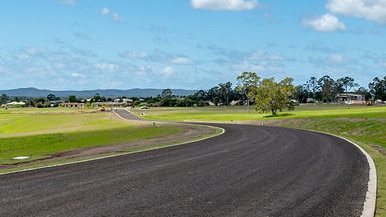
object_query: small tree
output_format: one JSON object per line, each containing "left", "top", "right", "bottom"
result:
{"left": 47, "top": 94, "right": 56, "bottom": 101}
{"left": 337, "top": 76, "right": 357, "bottom": 93}
{"left": 318, "top": 75, "right": 341, "bottom": 102}
{"left": 68, "top": 95, "right": 77, "bottom": 103}
{"left": 236, "top": 71, "right": 260, "bottom": 112}
{"left": 304, "top": 76, "right": 319, "bottom": 100}
{"left": 0, "top": 94, "right": 7, "bottom": 105}
{"left": 369, "top": 76, "right": 386, "bottom": 100}
{"left": 93, "top": 93, "right": 101, "bottom": 102}
{"left": 160, "top": 88, "right": 173, "bottom": 106}
{"left": 218, "top": 82, "right": 232, "bottom": 105}
{"left": 255, "top": 77, "right": 295, "bottom": 116}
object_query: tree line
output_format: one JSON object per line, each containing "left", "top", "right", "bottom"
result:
{"left": 296, "top": 75, "right": 386, "bottom": 103}
{"left": 1, "top": 73, "right": 386, "bottom": 115}
{"left": 156, "top": 73, "right": 386, "bottom": 112}
{"left": 153, "top": 73, "right": 386, "bottom": 115}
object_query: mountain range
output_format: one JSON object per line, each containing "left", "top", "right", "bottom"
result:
{"left": 0, "top": 87, "right": 197, "bottom": 98}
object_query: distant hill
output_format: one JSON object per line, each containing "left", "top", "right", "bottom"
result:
{"left": 0, "top": 87, "right": 197, "bottom": 98}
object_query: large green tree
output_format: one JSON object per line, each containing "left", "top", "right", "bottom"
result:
{"left": 255, "top": 77, "right": 296, "bottom": 116}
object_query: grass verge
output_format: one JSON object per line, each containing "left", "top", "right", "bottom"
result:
{"left": 0, "top": 108, "right": 129, "bottom": 137}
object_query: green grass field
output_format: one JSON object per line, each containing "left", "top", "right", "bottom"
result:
{"left": 137, "top": 104, "right": 386, "bottom": 121}
{"left": 0, "top": 108, "right": 183, "bottom": 167}
{"left": 1, "top": 105, "right": 385, "bottom": 215}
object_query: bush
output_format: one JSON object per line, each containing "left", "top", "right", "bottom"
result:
{"left": 35, "top": 102, "right": 43, "bottom": 108}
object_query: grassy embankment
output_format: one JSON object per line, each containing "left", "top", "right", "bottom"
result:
{"left": 0, "top": 108, "right": 187, "bottom": 172}
{"left": 137, "top": 104, "right": 386, "bottom": 216}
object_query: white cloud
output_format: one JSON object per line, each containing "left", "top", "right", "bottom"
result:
{"left": 248, "top": 51, "right": 286, "bottom": 61}
{"left": 100, "top": 8, "right": 124, "bottom": 23}
{"left": 101, "top": 8, "right": 110, "bottom": 15}
{"left": 16, "top": 53, "right": 31, "bottom": 60}
{"left": 111, "top": 13, "right": 123, "bottom": 22}
{"left": 171, "top": 57, "right": 193, "bottom": 65}
{"left": 136, "top": 65, "right": 153, "bottom": 76}
{"left": 71, "top": 72, "right": 85, "bottom": 78}
{"left": 326, "top": 0, "right": 386, "bottom": 24}
{"left": 160, "top": 66, "right": 175, "bottom": 76}
{"left": 329, "top": 54, "right": 345, "bottom": 64}
{"left": 308, "top": 54, "right": 358, "bottom": 74}
{"left": 302, "top": 13, "right": 346, "bottom": 32}
{"left": 11, "top": 47, "right": 47, "bottom": 61}
{"left": 95, "top": 63, "right": 119, "bottom": 72}
{"left": 190, "top": 0, "right": 258, "bottom": 11}
{"left": 121, "top": 51, "right": 148, "bottom": 59}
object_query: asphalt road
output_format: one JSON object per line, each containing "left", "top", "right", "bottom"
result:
{"left": 114, "top": 108, "right": 145, "bottom": 121}
{"left": 0, "top": 122, "right": 369, "bottom": 216}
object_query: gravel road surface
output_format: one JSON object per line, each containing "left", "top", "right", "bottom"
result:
{"left": 0, "top": 121, "right": 369, "bottom": 216}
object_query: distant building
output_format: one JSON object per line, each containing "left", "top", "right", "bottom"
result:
{"left": 60, "top": 102, "right": 85, "bottom": 108}
{"left": 1, "top": 101, "right": 26, "bottom": 108}
{"left": 7, "top": 101, "right": 26, "bottom": 106}
{"left": 336, "top": 93, "right": 365, "bottom": 105}
{"left": 94, "top": 102, "right": 128, "bottom": 107}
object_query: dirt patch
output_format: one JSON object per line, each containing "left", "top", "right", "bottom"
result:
{"left": 372, "top": 145, "right": 386, "bottom": 156}
{"left": 229, "top": 119, "right": 298, "bottom": 127}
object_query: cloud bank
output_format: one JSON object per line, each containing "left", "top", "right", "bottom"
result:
{"left": 326, "top": 0, "right": 386, "bottom": 24}
{"left": 303, "top": 0, "right": 386, "bottom": 32}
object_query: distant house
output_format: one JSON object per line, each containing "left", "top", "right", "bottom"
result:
{"left": 230, "top": 100, "right": 242, "bottom": 106}
{"left": 306, "top": 98, "right": 316, "bottom": 103}
{"left": 336, "top": 93, "right": 365, "bottom": 105}
{"left": 49, "top": 100, "right": 63, "bottom": 107}
{"left": 122, "top": 98, "right": 133, "bottom": 103}
{"left": 94, "top": 102, "right": 127, "bottom": 107}
{"left": 4, "top": 101, "right": 26, "bottom": 107}
{"left": 59, "top": 102, "right": 85, "bottom": 108}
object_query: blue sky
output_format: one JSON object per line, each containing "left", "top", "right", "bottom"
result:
{"left": 0, "top": 0, "right": 385, "bottom": 90}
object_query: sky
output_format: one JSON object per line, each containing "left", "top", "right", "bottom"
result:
{"left": 0, "top": 0, "right": 386, "bottom": 91}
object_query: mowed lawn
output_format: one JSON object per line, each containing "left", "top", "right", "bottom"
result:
{"left": 0, "top": 109, "right": 127, "bottom": 137}
{"left": 0, "top": 108, "right": 181, "bottom": 165}
{"left": 137, "top": 104, "right": 386, "bottom": 216}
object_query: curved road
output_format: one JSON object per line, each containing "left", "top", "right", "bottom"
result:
{"left": 0, "top": 112, "right": 369, "bottom": 216}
